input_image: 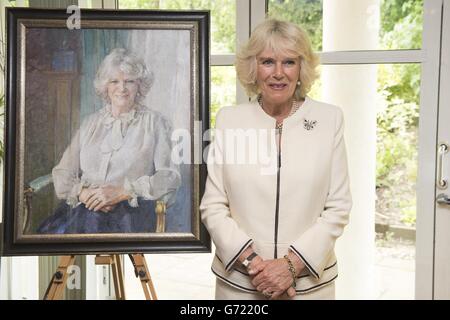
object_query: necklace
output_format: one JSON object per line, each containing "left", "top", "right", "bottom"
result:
{"left": 257, "top": 96, "right": 301, "bottom": 132}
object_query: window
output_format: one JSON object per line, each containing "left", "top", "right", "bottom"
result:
{"left": 267, "top": 0, "right": 423, "bottom": 299}
{"left": 268, "top": 0, "right": 423, "bottom": 51}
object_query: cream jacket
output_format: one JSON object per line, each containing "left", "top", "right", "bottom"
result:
{"left": 200, "top": 97, "right": 352, "bottom": 294}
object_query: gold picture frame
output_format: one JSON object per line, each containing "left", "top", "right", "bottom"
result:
{"left": 3, "top": 7, "right": 210, "bottom": 255}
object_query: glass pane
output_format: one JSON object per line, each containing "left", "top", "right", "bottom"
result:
{"left": 268, "top": 0, "right": 423, "bottom": 51}
{"left": 211, "top": 66, "right": 236, "bottom": 128}
{"left": 268, "top": 0, "right": 323, "bottom": 51}
{"left": 375, "top": 64, "right": 418, "bottom": 300}
{"left": 118, "top": 0, "right": 236, "bottom": 54}
{"left": 310, "top": 63, "right": 419, "bottom": 299}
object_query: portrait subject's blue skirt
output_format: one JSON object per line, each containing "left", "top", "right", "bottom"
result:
{"left": 36, "top": 200, "right": 156, "bottom": 234}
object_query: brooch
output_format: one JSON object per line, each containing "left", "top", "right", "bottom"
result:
{"left": 303, "top": 119, "right": 317, "bottom": 130}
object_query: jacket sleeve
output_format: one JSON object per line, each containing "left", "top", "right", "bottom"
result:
{"left": 290, "top": 107, "right": 352, "bottom": 279}
{"left": 200, "top": 108, "right": 253, "bottom": 272}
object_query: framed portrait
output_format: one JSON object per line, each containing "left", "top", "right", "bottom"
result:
{"left": 2, "top": 8, "right": 210, "bottom": 255}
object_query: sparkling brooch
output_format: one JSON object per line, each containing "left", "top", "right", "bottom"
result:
{"left": 303, "top": 119, "right": 317, "bottom": 130}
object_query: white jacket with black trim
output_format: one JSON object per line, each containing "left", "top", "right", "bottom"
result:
{"left": 200, "top": 97, "right": 352, "bottom": 294}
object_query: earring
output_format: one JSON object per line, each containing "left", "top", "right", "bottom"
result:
{"left": 297, "top": 80, "right": 301, "bottom": 86}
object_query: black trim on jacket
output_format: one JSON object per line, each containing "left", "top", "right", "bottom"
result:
{"left": 212, "top": 268, "right": 258, "bottom": 292}
{"left": 225, "top": 239, "right": 253, "bottom": 271}
{"left": 274, "top": 128, "right": 282, "bottom": 258}
{"left": 290, "top": 245, "right": 320, "bottom": 279}
{"left": 212, "top": 266, "right": 338, "bottom": 295}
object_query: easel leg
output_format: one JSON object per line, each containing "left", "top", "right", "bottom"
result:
{"left": 129, "top": 254, "right": 158, "bottom": 300}
{"left": 44, "top": 254, "right": 157, "bottom": 300}
{"left": 111, "top": 255, "right": 126, "bottom": 300}
{"left": 43, "top": 255, "right": 76, "bottom": 300}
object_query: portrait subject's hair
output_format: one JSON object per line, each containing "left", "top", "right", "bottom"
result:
{"left": 94, "top": 48, "right": 153, "bottom": 103}
{"left": 235, "top": 19, "right": 319, "bottom": 100}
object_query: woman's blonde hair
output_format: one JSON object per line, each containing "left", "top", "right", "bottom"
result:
{"left": 94, "top": 48, "right": 153, "bottom": 103}
{"left": 236, "top": 19, "right": 319, "bottom": 100}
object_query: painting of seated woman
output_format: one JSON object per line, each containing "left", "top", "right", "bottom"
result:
{"left": 37, "top": 48, "right": 181, "bottom": 234}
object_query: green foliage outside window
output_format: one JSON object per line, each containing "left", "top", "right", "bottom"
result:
{"left": 377, "top": 0, "right": 422, "bottom": 226}
{"left": 268, "top": 0, "right": 323, "bottom": 51}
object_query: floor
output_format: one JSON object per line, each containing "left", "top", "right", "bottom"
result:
{"left": 374, "top": 240, "right": 415, "bottom": 300}
{"left": 123, "top": 241, "right": 415, "bottom": 300}
{"left": 123, "top": 250, "right": 216, "bottom": 300}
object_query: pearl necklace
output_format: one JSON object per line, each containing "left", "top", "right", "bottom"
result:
{"left": 257, "top": 96, "right": 301, "bottom": 131}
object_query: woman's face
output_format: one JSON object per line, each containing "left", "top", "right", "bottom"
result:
{"left": 107, "top": 70, "right": 139, "bottom": 110}
{"left": 256, "top": 47, "right": 300, "bottom": 107}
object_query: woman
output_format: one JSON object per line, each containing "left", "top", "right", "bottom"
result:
{"left": 38, "top": 48, "right": 181, "bottom": 234}
{"left": 200, "top": 19, "right": 352, "bottom": 299}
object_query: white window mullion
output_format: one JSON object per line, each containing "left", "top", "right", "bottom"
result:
{"left": 236, "top": 0, "right": 250, "bottom": 49}
{"left": 89, "top": 0, "right": 102, "bottom": 8}
{"left": 78, "top": 0, "right": 91, "bottom": 8}
{"left": 89, "top": 0, "right": 117, "bottom": 9}
{"left": 320, "top": 49, "right": 424, "bottom": 65}
{"left": 236, "top": 0, "right": 251, "bottom": 104}
{"left": 211, "top": 54, "right": 235, "bottom": 66}
{"left": 101, "top": 0, "right": 117, "bottom": 9}
{"left": 250, "top": 0, "right": 266, "bottom": 31}
{"left": 5, "top": 257, "right": 39, "bottom": 299}
{"left": 0, "top": 254, "right": 10, "bottom": 299}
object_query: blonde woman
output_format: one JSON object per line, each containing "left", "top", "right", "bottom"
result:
{"left": 200, "top": 19, "right": 352, "bottom": 300}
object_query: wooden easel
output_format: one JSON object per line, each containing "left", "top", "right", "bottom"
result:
{"left": 43, "top": 253, "right": 157, "bottom": 300}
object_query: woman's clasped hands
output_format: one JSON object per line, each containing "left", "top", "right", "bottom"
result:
{"left": 247, "top": 255, "right": 303, "bottom": 300}
{"left": 79, "top": 185, "right": 129, "bottom": 213}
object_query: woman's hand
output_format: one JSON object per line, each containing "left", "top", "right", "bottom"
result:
{"left": 247, "top": 258, "right": 265, "bottom": 277}
{"left": 246, "top": 255, "right": 264, "bottom": 275}
{"left": 251, "top": 259, "right": 293, "bottom": 299}
{"left": 99, "top": 205, "right": 116, "bottom": 213}
{"left": 79, "top": 188, "right": 93, "bottom": 205}
{"left": 237, "top": 248, "right": 266, "bottom": 275}
{"left": 237, "top": 248, "right": 265, "bottom": 277}
{"left": 251, "top": 253, "right": 304, "bottom": 300}
{"left": 80, "top": 185, "right": 129, "bottom": 212}
{"left": 79, "top": 188, "right": 116, "bottom": 212}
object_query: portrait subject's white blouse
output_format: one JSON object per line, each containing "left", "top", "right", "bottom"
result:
{"left": 52, "top": 104, "right": 181, "bottom": 207}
